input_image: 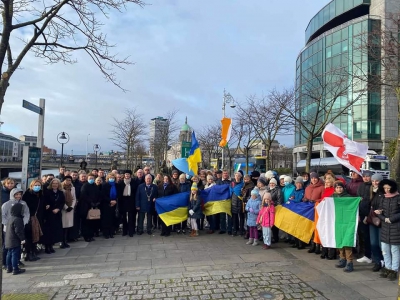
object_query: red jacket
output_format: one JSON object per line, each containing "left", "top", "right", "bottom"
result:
{"left": 320, "top": 186, "right": 334, "bottom": 201}
{"left": 304, "top": 179, "right": 325, "bottom": 202}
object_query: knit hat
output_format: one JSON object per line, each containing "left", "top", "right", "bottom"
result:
{"left": 295, "top": 176, "right": 304, "bottom": 184}
{"left": 191, "top": 183, "right": 198, "bottom": 190}
{"left": 310, "top": 172, "right": 318, "bottom": 179}
{"left": 250, "top": 171, "right": 260, "bottom": 178}
{"left": 265, "top": 171, "right": 274, "bottom": 179}
{"left": 269, "top": 178, "right": 277, "bottom": 185}
{"left": 238, "top": 170, "right": 244, "bottom": 177}
{"left": 172, "top": 169, "right": 179, "bottom": 175}
{"left": 251, "top": 189, "right": 259, "bottom": 196}
{"left": 258, "top": 177, "right": 267, "bottom": 186}
{"left": 371, "top": 173, "right": 383, "bottom": 181}
{"left": 279, "top": 175, "right": 286, "bottom": 180}
{"left": 362, "top": 170, "right": 373, "bottom": 177}
{"left": 284, "top": 176, "right": 292, "bottom": 183}
{"left": 334, "top": 181, "right": 345, "bottom": 188}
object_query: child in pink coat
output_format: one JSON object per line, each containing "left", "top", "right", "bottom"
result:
{"left": 257, "top": 192, "right": 275, "bottom": 249}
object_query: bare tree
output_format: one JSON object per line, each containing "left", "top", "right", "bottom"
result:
{"left": 197, "top": 123, "right": 222, "bottom": 170}
{"left": 0, "top": 0, "right": 145, "bottom": 112}
{"left": 110, "top": 108, "right": 146, "bottom": 170}
{"left": 237, "top": 90, "right": 294, "bottom": 170}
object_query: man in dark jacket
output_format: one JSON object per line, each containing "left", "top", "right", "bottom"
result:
{"left": 119, "top": 170, "right": 139, "bottom": 236}
{"left": 5, "top": 202, "right": 26, "bottom": 275}
{"left": 357, "top": 170, "right": 373, "bottom": 264}
{"left": 217, "top": 170, "right": 232, "bottom": 235}
{"left": 136, "top": 175, "right": 158, "bottom": 235}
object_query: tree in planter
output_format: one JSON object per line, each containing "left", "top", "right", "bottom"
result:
{"left": 110, "top": 108, "right": 146, "bottom": 170}
{"left": 197, "top": 123, "right": 222, "bottom": 170}
{"left": 0, "top": 0, "right": 145, "bottom": 113}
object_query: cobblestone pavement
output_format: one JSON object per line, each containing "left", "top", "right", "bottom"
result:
{"left": 1, "top": 232, "right": 397, "bottom": 300}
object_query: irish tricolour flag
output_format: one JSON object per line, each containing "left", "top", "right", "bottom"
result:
{"left": 316, "top": 197, "right": 361, "bottom": 248}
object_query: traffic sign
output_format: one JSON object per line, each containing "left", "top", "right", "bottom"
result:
{"left": 181, "top": 141, "right": 191, "bottom": 158}
{"left": 23, "top": 100, "right": 43, "bottom": 115}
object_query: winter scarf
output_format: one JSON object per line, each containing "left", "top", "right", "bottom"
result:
{"left": 109, "top": 181, "right": 117, "bottom": 200}
{"left": 63, "top": 183, "right": 74, "bottom": 207}
{"left": 123, "top": 178, "right": 131, "bottom": 196}
{"left": 385, "top": 191, "right": 400, "bottom": 198}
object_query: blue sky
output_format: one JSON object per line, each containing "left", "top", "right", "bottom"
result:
{"left": 1, "top": 0, "right": 331, "bottom": 155}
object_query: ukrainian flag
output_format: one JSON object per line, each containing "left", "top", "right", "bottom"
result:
{"left": 187, "top": 131, "right": 202, "bottom": 175}
{"left": 156, "top": 192, "right": 190, "bottom": 226}
{"left": 274, "top": 201, "right": 315, "bottom": 243}
{"left": 200, "top": 185, "right": 232, "bottom": 217}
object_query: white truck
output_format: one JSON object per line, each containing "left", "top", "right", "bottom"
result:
{"left": 296, "top": 150, "right": 390, "bottom": 179}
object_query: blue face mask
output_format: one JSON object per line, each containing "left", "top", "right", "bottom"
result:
{"left": 88, "top": 179, "right": 95, "bottom": 184}
{"left": 303, "top": 179, "right": 308, "bottom": 182}
{"left": 109, "top": 178, "right": 115, "bottom": 183}
{"left": 33, "top": 186, "right": 41, "bottom": 192}
{"left": 284, "top": 182, "right": 290, "bottom": 186}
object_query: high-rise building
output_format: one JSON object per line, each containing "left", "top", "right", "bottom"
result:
{"left": 293, "top": 0, "right": 399, "bottom": 166}
{"left": 149, "top": 116, "right": 168, "bottom": 157}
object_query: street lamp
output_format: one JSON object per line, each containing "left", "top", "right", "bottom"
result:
{"left": 93, "top": 144, "right": 101, "bottom": 168}
{"left": 86, "top": 133, "right": 90, "bottom": 159}
{"left": 221, "top": 89, "right": 235, "bottom": 170}
{"left": 57, "top": 132, "right": 70, "bottom": 167}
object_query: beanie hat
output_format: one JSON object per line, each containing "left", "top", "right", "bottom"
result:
{"left": 191, "top": 183, "right": 198, "bottom": 190}
{"left": 258, "top": 177, "right": 267, "bottom": 186}
{"left": 334, "top": 181, "right": 345, "bottom": 188}
{"left": 172, "top": 169, "right": 179, "bottom": 175}
{"left": 284, "top": 176, "right": 292, "bottom": 183}
{"left": 295, "top": 176, "right": 304, "bottom": 185}
{"left": 265, "top": 171, "right": 274, "bottom": 179}
{"left": 251, "top": 171, "right": 260, "bottom": 178}
{"left": 310, "top": 172, "right": 318, "bottom": 179}
{"left": 251, "top": 189, "right": 259, "bottom": 196}
{"left": 279, "top": 175, "right": 286, "bottom": 180}
{"left": 269, "top": 178, "right": 277, "bottom": 185}
{"left": 371, "top": 173, "right": 383, "bottom": 181}
{"left": 362, "top": 170, "right": 373, "bottom": 177}
{"left": 238, "top": 170, "right": 244, "bottom": 177}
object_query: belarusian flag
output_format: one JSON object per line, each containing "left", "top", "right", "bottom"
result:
{"left": 315, "top": 197, "right": 361, "bottom": 248}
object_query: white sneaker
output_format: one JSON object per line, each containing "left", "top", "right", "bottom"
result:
{"left": 357, "top": 256, "right": 372, "bottom": 263}
{"left": 252, "top": 240, "right": 258, "bottom": 246}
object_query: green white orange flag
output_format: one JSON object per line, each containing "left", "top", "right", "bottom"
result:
{"left": 315, "top": 197, "right": 361, "bottom": 248}
{"left": 219, "top": 117, "right": 232, "bottom": 147}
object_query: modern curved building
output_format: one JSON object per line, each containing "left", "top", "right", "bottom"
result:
{"left": 293, "top": 0, "right": 399, "bottom": 166}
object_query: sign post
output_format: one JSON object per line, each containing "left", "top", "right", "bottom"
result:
{"left": 181, "top": 141, "right": 191, "bottom": 158}
{"left": 21, "top": 146, "right": 42, "bottom": 191}
{"left": 22, "top": 99, "right": 45, "bottom": 189}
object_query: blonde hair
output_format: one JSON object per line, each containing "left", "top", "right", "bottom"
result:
{"left": 106, "top": 173, "right": 116, "bottom": 182}
{"left": 3, "top": 178, "right": 15, "bottom": 185}
{"left": 179, "top": 174, "right": 186, "bottom": 180}
{"left": 190, "top": 190, "right": 198, "bottom": 201}
{"left": 29, "top": 179, "right": 42, "bottom": 190}
{"left": 48, "top": 178, "right": 63, "bottom": 191}
{"left": 206, "top": 175, "right": 214, "bottom": 181}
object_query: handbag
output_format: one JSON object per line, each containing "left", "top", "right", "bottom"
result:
{"left": 366, "top": 207, "right": 381, "bottom": 227}
{"left": 87, "top": 208, "right": 101, "bottom": 220}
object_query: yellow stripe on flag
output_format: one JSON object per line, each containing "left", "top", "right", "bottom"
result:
{"left": 203, "top": 199, "right": 232, "bottom": 217}
{"left": 158, "top": 207, "right": 188, "bottom": 227}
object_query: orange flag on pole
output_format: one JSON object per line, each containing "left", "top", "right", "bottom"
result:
{"left": 219, "top": 117, "right": 232, "bottom": 147}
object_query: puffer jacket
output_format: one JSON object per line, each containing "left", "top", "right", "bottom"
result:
{"left": 304, "top": 179, "right": 325, "bottom": 202}
{"left": 267, "top": 187, "right": 283, "bottom": 205}
{"left": 5, "top": 203, "right": 25, "bottom": 249}
{"left": 245, "top": 196, "right": 261, "bottom": 226}
{"left": 231, "top": 181, "right": 244, "bottom": 214}
{"left": 257, "top": 204, "right": 275, "bottom": 227}
{"left": 346, "top": 177, "right": 363, "bottom": 196}
{"left": 357, "top": 181, "right": 372, "bottom": 218}
{"left": 378, "top": 193, "right": 400, "bottom": 244}
{"left": 282, "top": 183, "right": 295, "bottom": 203}
{"left": 289, "top": 188, "right": 305, "bottom": 203}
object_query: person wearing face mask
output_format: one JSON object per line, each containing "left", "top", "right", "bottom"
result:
{"left": 22, "top": 180, "right": 45, "bottom": 261}
{"left": 101, "top": 173, "right": 119, "bottom": 239}
{"left": 80, "top": 174, "right": 102, "bottom": 242}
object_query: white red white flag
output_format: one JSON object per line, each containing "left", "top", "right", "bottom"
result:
{"left": 322, "top": 123, "right": 368, "bottom": 175}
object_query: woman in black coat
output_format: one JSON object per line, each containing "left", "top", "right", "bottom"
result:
{"left": 157, "top": 175, "right": 178, "bottom": 237}
{"left": 376, "top": 179, "right": 400, "bottom": 280}
{"left": 22, "top": 179, "right": 45, "bottom": 261}
{"left": 80, "top": 174, "right": 102, "bottom": 242}
{"left": 101, "top": 173, "right": 118, "bottom": 239}
{"left": 42, "top": 179, "right": 65, "bottom": 254}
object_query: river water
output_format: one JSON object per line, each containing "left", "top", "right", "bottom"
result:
{"left": 9, "top": 169, "right": 60, "bottom": 180}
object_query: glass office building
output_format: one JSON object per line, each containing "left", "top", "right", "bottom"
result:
{"left": 293, "top": 0, "right": 399, "bottom": 163}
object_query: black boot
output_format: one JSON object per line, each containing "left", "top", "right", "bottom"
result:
{"left": 31, "top": 251, "right": 40, "bottom": 261}
{"left": 45, "top": 245, "right": 51, "bottom": 254}
{"left": 315, "top": 244, "right": 321, "bottom": 255}
{"left": 308, "top": 242, "right": 316, "bottom": 253}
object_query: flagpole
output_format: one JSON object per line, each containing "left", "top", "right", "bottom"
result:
{"left": 222, "top": 90, "right": 226, "bottom": 170}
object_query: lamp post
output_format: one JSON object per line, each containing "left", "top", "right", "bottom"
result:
{"left": 221, "top": 89, "right": 235, "bottom": 170}
{"left": 93, "top": 144, "right": 101, "bottom": 168}
{"left": 57, "top": 132, "right": 69, "bottom": 167}
{"left": 86, "top": 133, "right": 90, "bottom": 160}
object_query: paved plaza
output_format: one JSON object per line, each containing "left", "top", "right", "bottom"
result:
{"left": 1, "top": 232, "right": 398, "bottom": 300}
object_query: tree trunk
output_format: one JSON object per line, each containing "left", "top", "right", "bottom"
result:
{"left": 265, "top": 142, "right": 272, "bottom": 170}
{"left": 245, "top": 147, "right": 249, "bottom": 175}
{"left": 391, "top": 135, "right": 400, "bottom": 186}
{"left": 305, "top": 138, "right": 314, "bottom": 173}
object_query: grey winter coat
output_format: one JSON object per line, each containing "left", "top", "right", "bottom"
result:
{"left": 5, "top": 203, "right": 25, "bottom": 249}
{"left": 2, "top": 188, "right": 30, "bottom": 232}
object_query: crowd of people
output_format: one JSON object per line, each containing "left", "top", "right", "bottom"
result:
{"left": 1, "top": 166, "right": 399, "bottom": 281}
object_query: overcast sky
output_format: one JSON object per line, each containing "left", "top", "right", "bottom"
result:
{"left": 1, "top": 0, "right": 330, "bottom": 155}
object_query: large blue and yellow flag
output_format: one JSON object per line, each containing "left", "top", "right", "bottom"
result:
{"left": 274, "top": 202, "right": 315, "bottom": 243}
{"left": 156, "top": 192, "right": 190, "bottom": 226}
{"left": 200, "top": 185, "right": 232, "bottom": 217}
{"left": 187, "top": 131, "right": 202, "bottom": 175}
